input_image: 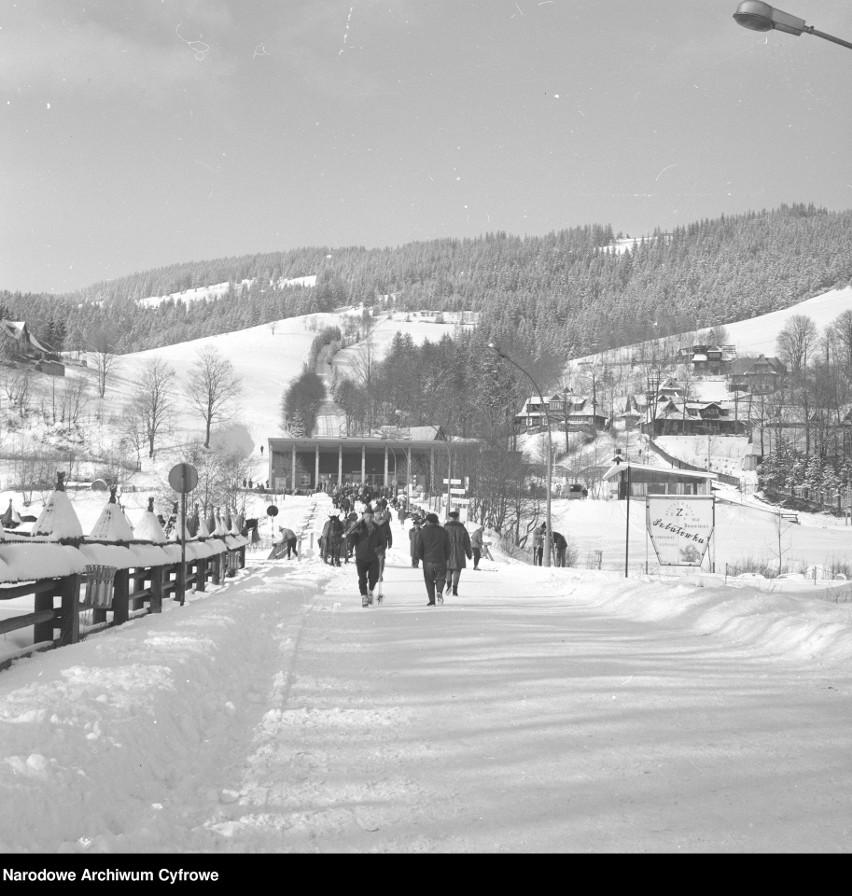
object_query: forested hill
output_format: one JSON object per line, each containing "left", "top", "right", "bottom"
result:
{"left": 2, "top": 204, "right": 850, "bottom": 359}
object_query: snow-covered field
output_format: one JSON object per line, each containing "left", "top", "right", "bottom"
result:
{"left": 58, "top": 306, "right": 470, "bottom": 458}
{"left": 3, "top": 290, "right": 852, "bottom": 855}
{"left": 1, "top": 491, "right": 852, "bottom": 855}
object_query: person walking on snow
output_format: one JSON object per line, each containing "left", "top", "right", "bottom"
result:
{"left": 414, "top": 512, "right": 451, "bottom": 606}
{"left": 344, "top": 506, "right": 383, "bottom": 607}
{"left": 409, "top": 517, "right": 422, "bottom": 567}
{"left": 374, "top": 504, "right": 394, "bottom": 600}
{"left": 470, "top": 525, "right": 484, "bottom": 570}
{"left": 552, "top": 530, "right": 568, "bottom": 567}
{"left": 532, "top": 522, "right": 545, "bottom": 566}
{"left": 444, "top": 510, "right": 472, "bottom": 596}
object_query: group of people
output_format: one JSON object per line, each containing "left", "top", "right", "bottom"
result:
{"left": 531, "top": 523, "right": 569, "bottom": 567}
{"left": 272, "top": 490, "right": 508, "bottom": 608}
{"left": 329, "top": 483, "right": 398, "bottom": 515}
{"left": 407, "top": 511, "right": 493, "bottom": 606}
{"left": 334, "top": 500, "right": 493, "bottom": 608}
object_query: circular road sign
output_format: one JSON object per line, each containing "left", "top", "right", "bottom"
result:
{"left": 267, "top": 504, "right": 279, "bottom": 517}
{"left": 168, "top": 462, "right": 198, "bottom": 494}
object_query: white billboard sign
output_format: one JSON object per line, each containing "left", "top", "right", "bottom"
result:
{"left": 646, "top": 496, "right": 715, "bottom": 567}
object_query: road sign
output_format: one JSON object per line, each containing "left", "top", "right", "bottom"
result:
{"left": 452, "top": 498, "right": 471, "bottom": 506}
{"left": 167, "top": 462, "right": 198, "bottom": 608}
{"left": 168, "top": 462, "right": 198, "bottom": 494}
{"left": 450, "top": 488, "right": 467, "bottom": 495}
{"left": 443, "top": 478, "right": 462, "bottom": 485}
{"left": 267, "top": 505, "right": 279, "bottom": 517}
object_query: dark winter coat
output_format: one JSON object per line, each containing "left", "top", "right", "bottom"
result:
{"left": 375, "top": 518, "right": 393, "bottom": 555}
{"left": 445, "top": 519, "right": 472, "bottom": 569}
{"left": 414, "top": 521, "right": 451, "bottom": 565}
{"left": 552, "top": 531, "right": 567, "bottom": 551}
{"left": 346, "top": 518, "right": 384, "bottom": 561}
{"left": 409, "top": 525, "right": 422, "bottom": 560}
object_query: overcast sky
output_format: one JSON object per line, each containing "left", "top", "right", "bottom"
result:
{"left": 2, "top": 0, "right": 850, "bottom": 294}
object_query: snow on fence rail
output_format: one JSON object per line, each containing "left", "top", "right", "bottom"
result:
{"left": 0, "top": 534, "right": 249, "bottom": 669}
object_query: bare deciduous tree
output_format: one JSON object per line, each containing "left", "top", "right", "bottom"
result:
{"left": 129, "top": 356, "right": 177, "bottom": 458}
{"left": 89, "top": 323, "right": 121, "bottom": 398}
{"left": 185, "top": 346, "right": 243, "bottom": 448}
{"left": 776, "top": 314, "right": 817, "bottom": 376}
{"left": 350, "top": 333, "right": 378, "bottom": 431}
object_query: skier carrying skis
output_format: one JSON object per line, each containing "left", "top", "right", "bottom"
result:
{"left": 344, "top": 506, "right": 384, "bottom": 607}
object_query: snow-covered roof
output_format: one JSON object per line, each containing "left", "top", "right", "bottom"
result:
{"left": 602, "top": 462, "right": 718, "bottom": 482}
{"left": 407, "top": 425, "right": 443, "bottom": 441}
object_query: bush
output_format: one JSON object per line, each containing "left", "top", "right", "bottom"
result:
{"left": 725, "top": 556, "right": 798, "bottom": 579}
{"left": 824, "top": 557, "right": 852, "bottom": 579}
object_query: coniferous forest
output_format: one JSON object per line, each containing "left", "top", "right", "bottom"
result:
{"left": 1, "top": 204, "right": 850, "bottom": 361}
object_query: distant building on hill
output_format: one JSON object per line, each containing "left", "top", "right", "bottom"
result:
{"left": 513, "top": 391, "right": 607, "bottom": 432}
{"left": 727, "top": 355, "right": 787, "bottom": 395}
{"left": 643, "top": 397, "right": 748, "bottom": 437}
{"left": 0, "top": 319, "right": 65, "bottom": 375}
{"left": 675, "top": 342, "right": 737, "bottom": 375}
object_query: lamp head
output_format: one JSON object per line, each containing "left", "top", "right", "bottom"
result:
{"left": 733, "top": 1, "right": 807, "bottom": 36}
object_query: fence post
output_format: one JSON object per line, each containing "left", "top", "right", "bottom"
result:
{"left": 149, "top": 566, "right": 163, "bottom": 614}
{"left": 113, "top": 569, "right": 130, "bottom": 624}
{"left": 33, "top": 590, "right": 54, "bottom": 645}
{"left": 58, "top": 574, "right": 81, "bottom": 646}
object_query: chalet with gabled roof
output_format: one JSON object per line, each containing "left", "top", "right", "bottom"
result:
{"left": 727, "top": 355, "right": 786, "bottom": 395}
{"left": 0, "top": 319, "right": 65, "bottom": 375}
{"left": 675, "top": 343, "right": 737, "bottom": 375}
{"left": 643, "top": 397, "right": 748, "bottom": 436}
{"left": 514, "top": 391, "right": 606, "bottom": 431}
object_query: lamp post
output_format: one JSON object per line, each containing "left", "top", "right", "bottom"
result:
{"left": 733, "top": 2, "right": 852, "bottom": 51}
{"left": 488, "top": 342, "right": 552, "bottom": 567}
{"left": 437, "top": 427, "right": 453, "bottom": 516}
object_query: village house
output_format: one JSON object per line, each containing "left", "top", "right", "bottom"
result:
{"left": 602, "top": 455, "right": 718, "bottom": 499}
{"left": 727, "top": 354, "right": 787, "bottom": 395}
{"left": 514, "top": 391, "right": 607, "bottom": 432}
{"left": 643, "top": 396, "right": 749, "bottom": 437}
{"left": 675, "top": 342, "right": 737, "bottom": 376}
{"left": 0, "top": 319, "right": 65, "bottom": 376}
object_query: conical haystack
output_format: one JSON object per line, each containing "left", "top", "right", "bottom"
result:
{"left": 195, "top": 507, "right": 211, "bottom": 538}
{"left": 88, "top": 486, "right": 134, "bottom": 542}
{"left": 32, "top": 472, "right": 84, "bottom": 541}
{"left": 134, "top": 497, "right": 167, "bottom": 544}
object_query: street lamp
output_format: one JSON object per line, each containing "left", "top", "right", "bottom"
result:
{"left": 488, "top": 342, "right": 553, "bottom": 567}
{"left": 733, "top": 2, "right": 852, "bottom": 51}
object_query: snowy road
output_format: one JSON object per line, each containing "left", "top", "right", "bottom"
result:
{"left": 1, "top": 540, "right": 851, "bottom": 853}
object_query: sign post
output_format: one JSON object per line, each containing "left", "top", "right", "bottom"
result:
{"left": 168, "top": 463, "right": 198, "bottom": 605}
{"left": 444, "top": 478, "right": 466, "bottom": 519}
{"left": 267, "top": 503, "right": 279, "bottom": 543}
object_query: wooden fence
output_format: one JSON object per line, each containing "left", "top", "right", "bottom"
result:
{"left": 0, "top": 537, "right": 248, "bottom": 669}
